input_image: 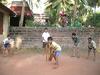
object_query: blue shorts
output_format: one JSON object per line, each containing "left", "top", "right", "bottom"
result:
{"left": 55, "top": 51, "right": 61, "bottom": 56}
{"left": 4, "top": 43, "right": 10, "bottom": 48}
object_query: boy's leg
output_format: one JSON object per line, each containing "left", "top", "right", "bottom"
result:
{"left": 9, "top": 48, "right": 13, "bottom": 55}
{"left": 53, "top": 55, "right": 59, "bottom": 69}
{"left": 53, "top": 54, "right": 56, "bottom": 61}
{"left": 8, "top": 47, "right": 11, "bottom": 55}
{"left": 5, "top": 44, "right": 11, "bottom": 56}
{"left": 49, "top": 53, "right": 54, "bottom": 61}
{"left": 76, "top": 47, "right": 80, "bottom": 58}
{"left": 4, "top": 48, "right": 9, "bottom": 56}
{"left": 54, "top": 51, "right": 61, "bottom": 65}
{"left": 3, "top": 44, "right": 8, "bottom": 56}
{"left": 88, "top": 48, "right": 91, "bottom": 59}
{"left": 6, "top": 44, "right": 11, "bottom": 55}
{"left": 53, "top": 55, "right": 59, "bottom": 66}
{"left": 71, "top": 46, "right": 76, "bottom": 57}
{"left": 93, "top": 48, "right": 96, "bottom": 61}
{"left": 3, "top": 48, "right": 6, "bottom": 55}
{"left": 42, "top": 42, "right": 46, "bottom": 55}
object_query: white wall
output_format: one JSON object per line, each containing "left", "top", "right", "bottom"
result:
{"left": 3, "top": 14, "right": 10, "bottom": 39}
{"left": 0, "top": 12, "right": 10, "bottom": 43}
{"left": 0, "top": 13, "right": 10, "bottom": 43}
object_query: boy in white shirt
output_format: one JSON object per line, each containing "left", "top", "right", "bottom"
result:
{"left": 48, "top": 37, "right": 62, "bottom": 66}
{"left": 42, "top": 28, "right": 50, "bottom": 60}
{"left": 42, "top": 28, "right": 50, "bottom": 48}
{"left": 3, "top": 35, "right": 11, "bottom": 55}
{"left": 88, "top": 37, "right": 96, "bottom": 61}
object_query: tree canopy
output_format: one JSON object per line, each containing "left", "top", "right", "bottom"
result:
{"left": 45, "top": 0, "right": 100, "bottom": 27}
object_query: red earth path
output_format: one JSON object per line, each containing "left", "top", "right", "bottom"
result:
{"left": 0, "top": 53, "right": 100, "bottom": 75}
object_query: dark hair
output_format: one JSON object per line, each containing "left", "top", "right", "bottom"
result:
{"left": 88, "top": 37, "right": 92, "bottom": 40}
{"left": 72, "top": 32, "right": 76, "bottom": 36}
{"left": 7, "top": 34, "right": 11, "bottom": 37}
{"left": 48, "top": 37, "right": 53, "bottom": 41}
{"left": 44, "top": 27, "right": 48, "bottom": 30}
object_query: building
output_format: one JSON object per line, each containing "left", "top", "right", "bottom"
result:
{"left": 10, "top": 1, "right": 33, "bottom": 26}
{"left": 0, "top": 3, "right": 15, "bottom": 42}
{"left": 33, "top": 14, "right": 49, "bottom": 25}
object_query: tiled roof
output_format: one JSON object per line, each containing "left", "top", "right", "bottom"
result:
{"left": 0, "top": 3, "right": 15, "bottom": 15}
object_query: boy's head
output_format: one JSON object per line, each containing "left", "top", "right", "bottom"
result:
{"left": 48, "top": 37, "right": 53, "bottom": 44}
{"left": 44, "top": 28, "right": 48, "bottom": 32}
{"left": 72, "top": 32, "right": 76, "bottom": 38}
{"left": 7, "top": 34, "right": 11, "bottom": 40}
{"left": 88, "top": 37, "right": 92, "bottom": 42}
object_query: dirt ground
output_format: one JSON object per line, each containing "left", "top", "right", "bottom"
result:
{"left": 0, "top": 52, "right": 100, "bottom": 75}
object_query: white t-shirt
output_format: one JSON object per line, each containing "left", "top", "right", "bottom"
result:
{"left": 42, "top": 32, "right": 50, "bottom": 42}
{"left": 3, "top": 38, "right": 10, "bottom": 44}
{"left": 91, "top": 40, "right": 96, "bottom": 49}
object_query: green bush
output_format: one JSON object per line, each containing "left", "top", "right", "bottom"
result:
{"left": 25, "top": 20, "right": 57, "bottom": 27}
{"left": 25, "top": 20, "right": 33, "bottom": 27}
{"left": 86, "top": 12, "right": 100, "bottom": 27}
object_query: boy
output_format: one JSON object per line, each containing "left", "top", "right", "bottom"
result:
{"left": 88, "top": 37, "right": 96, "bottom": 61}
{"left": 42, "top": 28, "right": 50, "bottom": 48}
{"left": 3, "top": 35, "right": 11, "bottom": 56}
{"left": 42, "top": 28, "right": 50, "bottom": 60}
{"left": 48, "top": 37, "right": 62, "bottom": 66}
{"left": 71, "top": 32, "right": 80, "bottom": 58}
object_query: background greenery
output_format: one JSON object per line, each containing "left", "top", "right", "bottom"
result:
{"left": 1, "top": 0, "right": 100, "bottom": 28}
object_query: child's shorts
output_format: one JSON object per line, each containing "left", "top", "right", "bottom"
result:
{"left": 55, "top": 51, "right": 61, "bottom": 56}
{"left": 88, "top": 47, "right": 96, "bottom": 51}
{"left": 4, "top": 43, "right": 10, "bottom": 48}
{"left": 74, "top": 43, "right": 80, "bottom": 47}
{"left": 42, "top": 42, "right": 47, "bottom": 48}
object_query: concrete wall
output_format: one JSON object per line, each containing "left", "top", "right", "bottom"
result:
{"left": 9, "top": 27, "right": 100, "bottom": 50}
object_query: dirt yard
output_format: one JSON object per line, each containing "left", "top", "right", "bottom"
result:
{"left": 0, "top": 52, "right": 100, "bottom": 75}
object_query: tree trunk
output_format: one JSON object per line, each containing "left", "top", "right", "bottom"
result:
{"left": 73, "top": 0, "right": 77, "bottom": 25}
{"left": 19, "top": 0, "right": 25, "bottom": 27}
{"left": 72, "top": 0, "right": 77, "bottom": 26}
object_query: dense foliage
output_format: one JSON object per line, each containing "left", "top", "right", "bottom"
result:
{"left": 86, "top": 12, "right": 100, "bottom": 27}
{"left": 45, "top": 0, "right": 100, "bottom": 27}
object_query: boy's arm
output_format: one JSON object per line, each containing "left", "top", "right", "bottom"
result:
{"left": 42, "top": 37, "right": 44, "bottom": 42}
{"left": 50, "top": 45, "right": 56, "bottom": 53}
{"left": 42, "top": 33, "right": 44, "bottom": 42}
{"left": 92, "top": 41, "right": 96, "bottom": 49}
{"left": 77, "top": 36, "right": 80, "bottom": 44}
{"left": 47, "top": 44, "right": 55, "bottom": 54}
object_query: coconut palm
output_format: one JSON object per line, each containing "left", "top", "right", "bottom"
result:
{"left": 86, "top": 0, "right": 100, "bottom": 26}
{"left": 19, "top": 0, "right": 26, "bottom": 27}
{"left": 45, "top": 0, "right": 72, "bottom": 26}
{"left": 19, "top": 0, "right": 40, "bottom": 27}
{"left": 45, "top": 0, "right": 92, "bottom": 27}
{"left": 87, "top": 0, "right": 100, "bottom": 7}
